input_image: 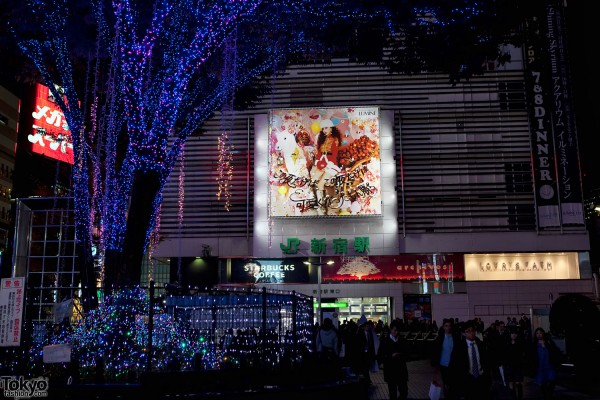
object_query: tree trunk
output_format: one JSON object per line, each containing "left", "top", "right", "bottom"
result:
{"left": 78, "top": 238, "right": 98, "bottom": 311}
{"left": 103, "top": 170, "right": 162, "bottom": 290}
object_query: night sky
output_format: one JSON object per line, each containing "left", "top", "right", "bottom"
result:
{"left": 567, "top": 2, "right": 599, "bottom": 194}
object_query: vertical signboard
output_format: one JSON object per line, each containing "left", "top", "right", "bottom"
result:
{"left": 0, "top": 277, "right": 25, "bottom": 347}
{"left": 545, "top": 2, "right": 584, "bottom": 225}
{"left": 523, "top": 4, "right": 560, "bottom": 228}
{"left": 28, "top": 84, "right": 74, "bottom": 164}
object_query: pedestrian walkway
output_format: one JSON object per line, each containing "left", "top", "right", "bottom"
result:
{"left": 368, "top": 359, "right": 600, "bottom": 399}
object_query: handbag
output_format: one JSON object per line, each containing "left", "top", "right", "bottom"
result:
{"left": 428, "top": 381, "right": 442, "bottom": 400}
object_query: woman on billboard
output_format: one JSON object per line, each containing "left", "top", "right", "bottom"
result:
{"left": 310, "top": 119, "right": 342, "bottom": 215}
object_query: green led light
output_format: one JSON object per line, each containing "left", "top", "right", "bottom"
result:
{"left": 313, "top": 302, "right": 348, "bottom": 308}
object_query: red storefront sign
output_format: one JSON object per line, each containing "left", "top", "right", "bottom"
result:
{"left": 28, "top": 84, "right": 74, "bottom": 164}
{"left": 320, "top": 254, "right": 465, "bottom": 283}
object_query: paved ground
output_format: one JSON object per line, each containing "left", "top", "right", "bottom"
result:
{"left": 367, "top": 359, "right": 600, "bottom": 399}
{"left": 41, "top": 358, "right": 600, "bottom": 399}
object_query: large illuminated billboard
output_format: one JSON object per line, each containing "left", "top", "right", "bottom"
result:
{"left": 28, "top": 84, "right": 74, "bottom": 164}
{"left": 268, "top": 107, "right": 381, "bottom": 217}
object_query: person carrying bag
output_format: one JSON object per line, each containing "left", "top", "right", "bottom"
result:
{"left": 317, "top": 317, "right": 340, "bottom": 362}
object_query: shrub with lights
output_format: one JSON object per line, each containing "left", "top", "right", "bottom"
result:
{"left": 29, "top": 288, "right": 216, "bottom": 382}
{"left": 165, "top": 287, "right": 315, "bottom": 371}
{"left": 25, "top": 287, "right": 314, "bottom": 383}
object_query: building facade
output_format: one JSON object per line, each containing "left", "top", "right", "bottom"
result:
{"left": 154, "top": 4, "right": 593, "bottom": 329}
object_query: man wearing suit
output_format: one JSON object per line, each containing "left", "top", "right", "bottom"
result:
{"left": 377, "top": 320, "right": 409, "bottom": 400}
{"left": 452, "top": 320, "right": 492, "bottom": 400}
{"left": 355, "top": 316, "right": 379, "bottom": 384}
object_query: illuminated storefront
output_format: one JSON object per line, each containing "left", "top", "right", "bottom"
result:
{"left": 222, "top": 251, "right": 587, "bottom": 324}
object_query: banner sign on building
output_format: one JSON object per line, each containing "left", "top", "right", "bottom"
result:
{"left": 230, "top": 258, "right": 310, "bottom": 284}
{"left": 464, "top": 252, "right": 580, "bottom": 281}
{"left": 268, "top": 107, "right": 382, "bottom": 217}
{"left": 544, "top": 2, "right": 584, "bottom": 225}
{"left": 28, "top": 84, "right": 74, "bottom": 164}
{"left": 523, "top": 3, "right": 560, "bottom": 228}
{"left": 0, "top": 277, "right": 25, "bottom": 347}
{"left": 320, "top": 254, "right": 464, "bottom": 283}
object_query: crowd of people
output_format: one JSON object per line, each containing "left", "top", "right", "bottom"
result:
{"left": 313, "top": 314, "right": 563, "bottom": 400}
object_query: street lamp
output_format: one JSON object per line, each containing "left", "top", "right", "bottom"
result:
{"left": 304, "top": 258, "right": 334, "bottom": 325}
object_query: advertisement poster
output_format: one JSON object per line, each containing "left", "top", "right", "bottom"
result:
{"left": 28, "top": 83, "right": 74, "bottom": 164}
{"left": 320, "top": 254, "right": 464, "bottom": 283}
{"left": 0, "top": 277, "right": 25, "bottom": 347}
{"left": 268, "top": 107, "right": 381, "bottom": 217}
{"left": 403, "top": 294, "right": 432, "bottom": 323}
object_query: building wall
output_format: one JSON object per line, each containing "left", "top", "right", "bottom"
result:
{"left": 0, "top": 86, "right": 18, "bottom": 255}
{"left": 432, "top": 294, "right": 471, "bottom": 325}
{"left": 155, "top": 51, "right": 588, "bottom": 259}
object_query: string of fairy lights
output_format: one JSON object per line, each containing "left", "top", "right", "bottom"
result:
{"left": 177, "top": 149, "right": 185, "bottom": 282}
{"left": 15, "top": 287, "right": 314, "bottom": 380}
{"left": 215, "top": 29, "right": 235, "bottom": 210}
{"left": 216, "top": 132, "right": 234, "bottom": 210}
{"left": 146, "top": 212, "right": 160, "bottom": 284}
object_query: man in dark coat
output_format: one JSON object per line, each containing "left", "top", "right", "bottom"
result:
{"left": 356, "top": 316, "right": 378, "bottom": 384}
{"left": 451, "top": 319, "right": 492, "bottom": 400}
{"left": 430, "top": 318, "right": 460, "bottom": 399}
{"left": 377, "top": 320, "right": 409, "bottom": 400}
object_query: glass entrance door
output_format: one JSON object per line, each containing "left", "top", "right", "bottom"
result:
{"left": 335, "top": 297, "right": 391, "bottom": 324}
